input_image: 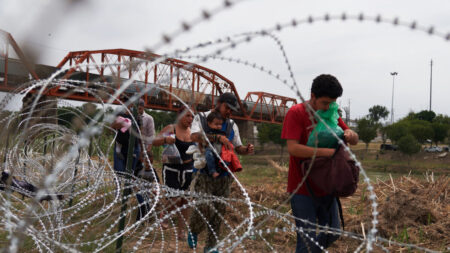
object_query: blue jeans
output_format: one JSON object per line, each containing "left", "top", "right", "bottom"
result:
{"left": 290, "top": 194, "right": 340, "bottom": 253}
{"left": 205, "top": 147, "right": 218, "bottom": 175}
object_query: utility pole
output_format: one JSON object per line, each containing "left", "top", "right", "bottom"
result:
{"left": 346, "top": 99, "right": 350, "bottom": 125}
{"left": 390, "top": 72, "right": 398, "bottom": 124}
{"left": 429, "top": 59, "right": 433, "bottom": 111}
{"left": 343, "top": 100, "right": 350, "bottom": 125}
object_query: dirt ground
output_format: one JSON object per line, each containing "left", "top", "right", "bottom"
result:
{"left": 334, "top": 174, "right": 449, "bottom": 252}
{"left": 227, "top": 158, "right": 449, "bottom": 252}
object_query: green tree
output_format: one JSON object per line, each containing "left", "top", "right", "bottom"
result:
{"left": 356, "top": 117, "right": 377, "bottom": 152}
{"left": 433, "top": 114, "right": 450, "bottom": 125}
{"left": 431, "top": 122, "right": 448, "bottom": 146}
{"left": 368, "top": 105, "right": 389, "bottom": 123}
{"left": 386, "top": 122, "right": 409, "bottom": 144}
{"left": 270, "top": 124, "right": 286, "bottom": 160}
{"left": 57, "top": 103, "right": 101, "bottom": 132}
{"left": 380, "top": 125, "right": 388, "bottom": 144}
{"left": 257, "top": 123, "right": 271, "bottom": 149}
{"left": 257, "top": 123, "right": 286, "bottom": 159}
{"left": 57, "top": 106, "right": 80, "bottom": 129}
{"left": 81, "top": 102, "right": 99, "bottom": 124}
{"left": 416, "top": 110, "right": 436, "bottom": 122}
{"left": 398, "top": 134, "right": 421, "bottom": 165}
{"left": 408, "top": 120, "right": 433, "bottom": 144}
{"left": 146, "top": 109, "right": 177, "bottom": 131}
{"left": 404, "top": 111, "right": 417, "bottom": 121}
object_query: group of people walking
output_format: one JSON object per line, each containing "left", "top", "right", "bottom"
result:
{"left": 112, "top": 74, "right": 360, "bottom": 253}
{"left": 111, "top": 93, "right": 254, "bottom": 253}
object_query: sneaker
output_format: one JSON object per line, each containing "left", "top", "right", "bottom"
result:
{"left": 187, "top": 232, "right": 198, "bottom": 249}
{"left": 204, "top": 247, "right": 219, "bottom": 253}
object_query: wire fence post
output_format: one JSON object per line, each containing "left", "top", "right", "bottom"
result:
{"left": 68, "top": 148, "right": 81, "bottom": 207}
{"left": 86, "top": 140, "right": 93, "bottom": 188}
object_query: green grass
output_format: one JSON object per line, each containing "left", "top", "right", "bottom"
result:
{"left": 362, "top": 158, "right": 449, "bottom": 170}
{"left": 238, "top": 163, "right": 284, "bottom": 186}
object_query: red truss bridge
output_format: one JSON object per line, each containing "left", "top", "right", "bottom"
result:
{"left": 0, "top": 29, "right": 296, "bottom": 124}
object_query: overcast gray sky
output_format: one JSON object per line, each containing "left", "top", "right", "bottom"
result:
{"left": 1, "top": 0, "right": 450, "bottom": 121}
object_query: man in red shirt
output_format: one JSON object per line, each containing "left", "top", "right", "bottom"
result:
{"left": 281, "top": 74, "right": 358, "bottom": 253}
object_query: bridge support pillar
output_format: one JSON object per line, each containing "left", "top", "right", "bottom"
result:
{"left": 235, "top": 120, "right": 255, "bottom": 145}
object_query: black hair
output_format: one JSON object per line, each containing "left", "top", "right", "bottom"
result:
{"left": 206, "top": 110, "right": 223, "bottom": 123}
{"left": 118, "top": 94, "right": 130, "bottom": 103}
{"left": 311, "top": 74, "right": 343, "bottom": 99}
{"left": 177, "top": 106, "right": 189, "bottom": 115}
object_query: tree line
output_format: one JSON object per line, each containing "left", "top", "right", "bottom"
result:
{"left": 356, "top": 105, "right": 450, "bottom": 158}
{"left": 56, "top": 103, "right": 449, "bottom": 161}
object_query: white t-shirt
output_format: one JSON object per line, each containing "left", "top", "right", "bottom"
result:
{"left": 191, "top": 110, "right": 243, "bottom": 148}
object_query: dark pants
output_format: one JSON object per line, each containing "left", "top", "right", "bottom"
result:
{"left": 113, "top": 143, "right": 140, "bottom": 173}
{"left": 113, "top": 144, "right": 148, "bottom": 220}
{"left": 189, "top": 173, "right": 233, "bottom": 248}
{"left": 290, "top": 194, "right": 340, "bottom": 253}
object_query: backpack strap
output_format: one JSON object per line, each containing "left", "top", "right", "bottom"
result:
{"left": 199, "top": 112, "right": 208, "bottom": 132}
{"left": 224, "top": 119, "right": 234, "bottom": 139}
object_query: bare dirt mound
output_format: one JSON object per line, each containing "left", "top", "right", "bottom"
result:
{"left": 230, "top": 165, "right": 449, "bottom": 252}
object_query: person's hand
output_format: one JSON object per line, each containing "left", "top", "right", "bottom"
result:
{"left": 220, "top": 136, "right": 232, "bottom": 150}
{"left": 344, "top": 129, "right": 359, "bottom": 145}
{"left": 245, "top": 144, "right": 254, "bottom": 154}
{"left": 164, "top": 136, "right": 176, "bottom": 145}
{"left": 316, "top": 148, "right": 335, "bottom": 157}
{"left": 212, "top": 172, "right": 220, "bottom": 178}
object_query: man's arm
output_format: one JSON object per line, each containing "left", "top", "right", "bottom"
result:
{"left": 146, "top": 116, "right": 156, "bottom": 150}
{"left": 286, "top": 139, "right": 335, "bottom": 158}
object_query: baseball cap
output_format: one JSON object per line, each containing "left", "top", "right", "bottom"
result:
{"left": 218, "top": 92, "right": 239, "bottom": 112}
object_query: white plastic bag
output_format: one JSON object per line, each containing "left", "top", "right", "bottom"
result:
{"left": 161, "top": 144, "right": 182, "bottom": 164}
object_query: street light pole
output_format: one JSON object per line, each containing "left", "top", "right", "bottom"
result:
{"left": 429, "top": 59, "right": 433, "bottom": 111}
{"left": 390, "top": 72, "right": 398, "bottom": 124}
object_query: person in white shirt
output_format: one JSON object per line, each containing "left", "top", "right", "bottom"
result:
{"left": 138, "top": 99, "right": 155, "bottom": 163}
